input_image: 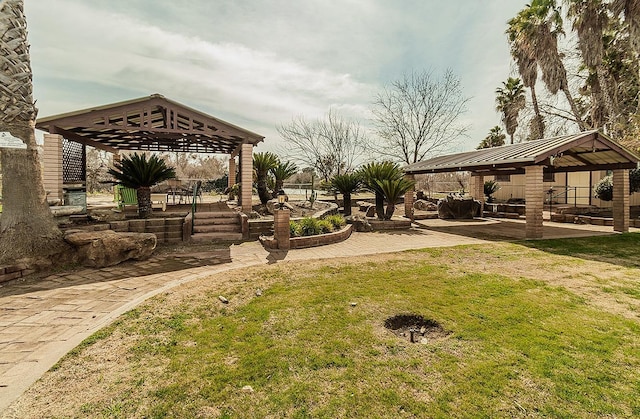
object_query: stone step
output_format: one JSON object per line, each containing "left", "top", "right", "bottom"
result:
{"left": 193, "top": 224, "right": 241, "bottom": 234}
{"left": 194, "top": 211, "right": 238, "bottom": 219}
{"left": 190, "top": 232, "right": 244, "bottom": 242}
{"left": 193, "top": 217, "right": 239, "bottom": 226}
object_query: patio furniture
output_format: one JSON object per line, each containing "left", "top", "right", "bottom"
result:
{"left": 151, "top": 193, "right": 167, "bottom": 211}
{"left": 116, "top": 186, "right": 138, "bottom": 210}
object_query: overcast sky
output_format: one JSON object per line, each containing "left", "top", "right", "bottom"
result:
{"left": 25, "top": 0, "right": 528, "bottom": 155}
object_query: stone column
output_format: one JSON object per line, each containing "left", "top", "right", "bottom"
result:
{"left": 239, "top": 143, "right": 253, "bottom": 213}
{"left": 42, "top": 134, "right": 63, "bottom": 203}
{"left": 613, "top": 169, "right": 630, "bottom": 233}
{"left": 228, "top": 157, "right": 236, "bottom": 189}
{"left": 403, "top": 174, "right": 415, "bottom": 221}
{"left": 471, "top": 174, "right": 485, "bottom": 217}
{"left": 273, "top": 208, "right": 290, "bottom": 250}
{"left": 525, "top": 165, "right": 544, "bottom": 239}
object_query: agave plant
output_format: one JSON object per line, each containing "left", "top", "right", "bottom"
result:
{"left": 374, "top": 177, "right": 416, "bottom": 220}
{"left": 330, "top": 173, "right": 362, "bottom": 216}
{"left": 359, "top": 161, "right": 404, "bottom": 219}
{"left": 253, "top": 152, "right": 279, "bottom": 205}
{"left": 270, "top": 160, "right": 298, "bottom": 198}
{"left": 108, "top": 153, "right": 176, "bottom": 218}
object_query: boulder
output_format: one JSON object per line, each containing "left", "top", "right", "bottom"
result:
{"left": 437, "top": 195, "right": 481, "bottom": 220}
{"left": 266, "top": 198, "right": 294, "bottom": 214}
{"left": 414, "top": 199, "right": 437, "bottom": 211}
{"left": 64, "top": 230, "right": 157, "bottom": 267}
{"left": 365, "top": 205, "right": 377, "bottom": 218}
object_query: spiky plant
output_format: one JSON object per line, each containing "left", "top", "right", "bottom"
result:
{"left": 108, "top": 153, "right": 176, "bottom": 218}
{"left": 359, "top": 161, "right": 404, "bottom": 219}
{"left": 253, "top": 152, "right": 279, "bottom": 205}
{"left": 330, "top": 173, "right": 362, "bottom": 216}
{"left": 374, "top": 177, "right": 416, "bottom": 220}
{"left": 270, "top": 160, "right": 298, "bottom": 198}
{"left": 484, "top": 180, "right": 501, "bottom": 203}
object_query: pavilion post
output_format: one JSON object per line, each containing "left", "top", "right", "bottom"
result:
{"left": 612, "top": 169, "right": 630, "bottom": 233}
{"left": 471, "top": 174, "right": 485, "bottom": 217}
{"left": 525, "top": 165, "right": 544, "bottom": 239}
{"left": 42, "top": 133, "right": 63, "bottom": 204}
{"left": 403, "top": 174, "right": 415, "bottom": 221}
{"left": 239, "top": 143, "right": 253, "bottom": 213}
{"left": 228, "top": 157, "right": 236, "bottom": 189}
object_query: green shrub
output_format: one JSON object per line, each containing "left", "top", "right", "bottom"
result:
{"left": 317, "top": 219, "right": 334, "bottom": 234}
{"left": 594, "top": 176, "right": 613, "bottom": 201}
{"left": 325, "top": 214, "right": 346, "bottom": 230}
{"left": 299, "top": 217, "right": 322, "bottom": 236}
{"left": 289, "top": 221, "right": 302, "bottom": 237}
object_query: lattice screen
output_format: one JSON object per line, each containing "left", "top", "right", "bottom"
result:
{"left": 62, "top": 139, "right": 86, "bottom": 183}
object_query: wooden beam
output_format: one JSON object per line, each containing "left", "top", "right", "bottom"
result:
{"left": 50, "top": 126, "right": 118, "bottom": 154}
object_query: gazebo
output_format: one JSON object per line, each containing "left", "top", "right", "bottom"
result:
{"left": 36, "top": 94, "right": 264, "bottom": 213}
{"left": 403, "top": 130, "right": 640, "bottom": 239}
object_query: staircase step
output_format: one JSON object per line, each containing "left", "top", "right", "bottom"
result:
{"left": 193, "top": 224, "right": 241, "bottom": 234}
{"left": 193, "top": 217, "right": 239, "bottom": 226}
{"left": 194, "top": 211, "right": 238, "bottom": 219}
{"left": 190, "top": 232, "right": 244, "bottom": 242}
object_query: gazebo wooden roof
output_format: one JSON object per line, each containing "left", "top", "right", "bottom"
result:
{"left": 404, "top": 130, "right": 639, "bottom": 176}
{"left": 35, "top": 94, "right": 264, "bottom": 154}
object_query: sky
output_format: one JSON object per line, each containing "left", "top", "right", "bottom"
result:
{"left": 24, "top": 0, "right": 529, "bottom": 157}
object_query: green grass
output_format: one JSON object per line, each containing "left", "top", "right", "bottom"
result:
{"left": 32, "top": 234, "right": 640, "bottom": 418}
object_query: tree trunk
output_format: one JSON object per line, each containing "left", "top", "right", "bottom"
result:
{"left": 0, "top": 0, "right": 67, "bottom": 265}
{"left": 375, "top": 191, "right": 385, "bottom": 220}
{"left": 257, "top": 178, "right": 270, "bottom": 205}
{"left": 343, "top": 193, "right": 352, "bottom": 217}
{"left": 595, "top": 64, "right": 617, "bottom": 130}
{"left": 384, "top": 202, "right": 396, "bottom": 220}
{"left": 136, "top": 186, "right": 152, "bottom": 218}
{"left": 529, "top": 86, "right": 545, "bottom": 138}
{"left": 562, "top": 86, "right": 587, "bottom": 131}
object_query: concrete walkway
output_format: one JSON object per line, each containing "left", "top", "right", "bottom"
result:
{"left": 0, "top": 220, "right": 632, "bottom": 413}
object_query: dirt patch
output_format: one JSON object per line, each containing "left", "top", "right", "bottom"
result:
{"left": 384, "top": 314, "right": 450, "bottom": 343}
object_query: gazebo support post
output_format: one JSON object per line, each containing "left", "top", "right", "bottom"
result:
{"left": 239, "top": 143, "right": 253, "bottom": 213}
{"left": 42, "top": 133, "right": 63, "bottom": 204}
{"left": 612, "top": 169, "right": 630, "bottom": 233}
{"left": 525, "top": 165, "right": 544, "bottom": 239}
{"left": 471, "top": 174, "right": 485, "bottom": 217}
{"left": 228, "top": 157, "right": 236, "bottom": 190}
{"left": 403, "top": 174, "right": 415, "bottom": 221}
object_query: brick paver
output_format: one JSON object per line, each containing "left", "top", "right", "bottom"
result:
{"left": 0, "top": 220, "right": 634, "bottom": 413}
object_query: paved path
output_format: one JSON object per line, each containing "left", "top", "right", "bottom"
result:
{"left": 0, "top": 219, "right": 634, "bottom": 413}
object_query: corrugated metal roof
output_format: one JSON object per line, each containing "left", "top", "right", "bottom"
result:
{"left": 404, "top": 130, "right": 639, "bottom": 174}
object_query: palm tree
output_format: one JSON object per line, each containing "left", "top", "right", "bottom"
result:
{"left": 359, "top": 161, "right": 404, "bottom": 220}
{"left": 509, "top": 0, "right": 586, "bottom": 130}
{"left": 0, "top": 0, "right": 66, "bottom": 264}
{"left": 478, "top": 126, "right": 506, "bottom": 149}
{"left": 374, "top": 178, "right": 416, "bottom": 220}
{"left": 108, "top": 153, "right": 176, "bottom": 218}
{"left": 496, "top": 77, "right": 526, "bottom": 144}
{"left": 253, "top": 152, "right": 278, "bottom": 205}
{"left": 270, "top": 160, "right": 298, "bottom": 198}
{"left": 565, "top": 0, "right": 616, "bottom": 126}
{"left": 507, "top": 7, "right": 546, "bottom": 138}
{"left": 330, "top": 173, "right": 362, "bottom": 216}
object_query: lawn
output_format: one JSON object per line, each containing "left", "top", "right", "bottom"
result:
{"left": 15, "top": 234, "right": 640, "bottom": 418}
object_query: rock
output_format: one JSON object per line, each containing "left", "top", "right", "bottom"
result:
{"left": 350, "top": 302, "right": 357, "bottom": 307}
{"left": 64, "top": 230, "right": 156, "bottom": 268}
{"left": 414, "top": 199, "right": 437, "bottom": 211}
{"left": 242, "top": 385, "right": 254, "bottom": 393}
{"left": 218, "top": 295, "right": 229, "bottom": 304}
{"left": 255, "top": 288, "right": 263, "bottom": 297}
{"left": 437, "top": 194, "right": 481, "bottom": 219}
{"left": 50, "top": 205, "right": 85, "bottom": 217}
{"left": 365, "top": 205, "right": 377, "bottom": 218}
{"left": 420, "top": 337, "right": 428, "bottom": 344}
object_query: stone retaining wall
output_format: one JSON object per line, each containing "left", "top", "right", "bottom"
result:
{"left": 0, "top": 263, "right": 35, "bottom": 284}
{"left": 62, "top": 217, "right": 186, "bottom": 243}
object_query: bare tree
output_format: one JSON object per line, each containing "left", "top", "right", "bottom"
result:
{"left": 371, "top": 69, "right": 470, "bottom": 164}
{"left": 277, "top": 109, "right": 368, "bottom": 181}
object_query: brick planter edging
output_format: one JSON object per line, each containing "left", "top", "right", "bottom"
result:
{"left": 260, "top": 224, "right": 352, "bottom": 250}
{"left": 0, "top": 263, "right": 35, "bottom": 284}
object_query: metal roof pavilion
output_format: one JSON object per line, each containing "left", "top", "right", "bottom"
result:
{"left": 404, "top": 130, "right": 639, "bottom": 176}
